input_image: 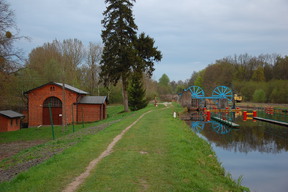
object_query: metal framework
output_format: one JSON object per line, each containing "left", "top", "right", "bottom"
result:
{"left": 183, "top": 85, "right": 234, "bottom": 108}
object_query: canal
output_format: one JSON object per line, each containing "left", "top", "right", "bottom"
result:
{"left": 185, "top": 111, "right": 288, "bottom": 192}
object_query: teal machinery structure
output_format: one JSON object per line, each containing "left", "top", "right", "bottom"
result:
{"left": 182, "top": 85, "right": 234, "bottom": 109}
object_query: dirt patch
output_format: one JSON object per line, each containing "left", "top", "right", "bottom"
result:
{"left": 139, "top": 179, "right": 149, "bottom": 191}
{"left": 0, "top": 140, "right": 46, "bottom": 161}
{"left": 0, "top": 120, "right": 120, "bottom": 183}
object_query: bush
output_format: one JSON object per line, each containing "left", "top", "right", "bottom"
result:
{"left": 252, "top": 89, "right": 266, "bottom": 103}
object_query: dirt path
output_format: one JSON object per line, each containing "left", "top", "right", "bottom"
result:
{"left": 62, "top": 110, "right": 153, "bottom": 192}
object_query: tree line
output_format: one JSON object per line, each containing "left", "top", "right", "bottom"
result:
{"left": 191, "top": 53, "right": 288, "bottom": 103}
{"left": 159, "top": 53, "right": 288, "bottom": 104}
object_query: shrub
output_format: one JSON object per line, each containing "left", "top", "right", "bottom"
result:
{"left": 252, "top": 89, "right": 266, "bottom": 103}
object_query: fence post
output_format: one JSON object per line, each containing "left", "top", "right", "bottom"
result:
{"left": 48, "top": 103, "right": 55, "bottom": 140}
{"left": 71, "top": 104, "right": 75, "bottom": 133}
{"left": 82, "top": 107, "right": 84, "bottom": 128}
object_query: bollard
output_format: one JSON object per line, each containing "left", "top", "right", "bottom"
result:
{"left": 253, "top": 111, "right": 257, "bottom": 117}
{"left": 173, "top": 112, "right": 176, "bottom": 118}
{"left": 206, "top": 110, "right": 211, "bottom": 121}
{"left": 243, "top": 111, "right": 247, "bottom": 121}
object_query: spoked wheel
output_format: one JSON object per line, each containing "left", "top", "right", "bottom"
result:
{"left": 212, "top": 86, "right": 233, "bottom": 101}
{"left": 212, "top": 121, "right": 231, "bottom": 135}
{"left": 191, "top": 121, "right": 205, "bottom": 133}
{"left": 212, "top": 86, "right": 233, "bottom": 108}
{"left": 185, "top": 86, "right": 205, "bottom": 99}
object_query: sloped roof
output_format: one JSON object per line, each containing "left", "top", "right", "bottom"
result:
{"left": 54, "top": 82, "right": 88, "bottom": 94}
{"left": 24, "top": 82, "right": 88, "bottom": 95}
{"left": 0, "top": 110, "right": 24, "bottom": 119}
{"left": 78, "top": 96, "right": 107, "bottom": 104}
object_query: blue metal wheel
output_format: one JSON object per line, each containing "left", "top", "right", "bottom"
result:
{"left": 212, "top": 86, "right": 233, "bottom": 101}
{"left": 191, "top": 121, "right": 205, "bottom": 133}
{"left": 212, "top": 121, "right": 231, "bottom": 134}
{"left": 185, "top": 86, "right": 205, "bottom": 99}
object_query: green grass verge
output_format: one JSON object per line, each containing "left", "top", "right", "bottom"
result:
{"left": 0, "top": 105, "right": 125, "bottom": 144}
{"left": 0, "top": 104, "right": 249, "bottom": 192}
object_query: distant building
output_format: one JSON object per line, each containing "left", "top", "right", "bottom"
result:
{"left": 24, "top": 82, "right": 107, "bottom": 127}
{"left": 0, "top": 110, "right": 24, "bottom": 132}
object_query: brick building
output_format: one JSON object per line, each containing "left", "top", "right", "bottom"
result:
{"left": 0, "top": 110, "right": 24, "bottom": 132}
{"left": 24, "top": 82, "right": 107, "bottom": 127}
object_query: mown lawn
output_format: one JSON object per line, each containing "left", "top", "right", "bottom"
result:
{"left": 0, "top": 104, "right": 249, "bottom": 192}
{"left": 78, "top": 104, "right": 249, "bottom": 192}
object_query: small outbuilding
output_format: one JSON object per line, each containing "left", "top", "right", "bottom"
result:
{"left": 0, "top": 110, "right": 24, "bottom": 132}
{"left": 24, "top": 82, "right": 107, "bottom": 127}
{"left": 77, "top": 96, "right": 107, "bottom": 123}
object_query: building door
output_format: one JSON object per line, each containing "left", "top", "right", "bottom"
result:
{"left": 43, "top": 97, "right": 62, "bottom": 125}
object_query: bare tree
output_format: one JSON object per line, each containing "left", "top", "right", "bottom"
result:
{"left": 59, "top": 39, "right": 85, "bottom": 86}
{"left": 86, "top": 42, "right": 102, "bottom": 95}
{"left": 0, "top": 0, "right": 26, "bottom": 73}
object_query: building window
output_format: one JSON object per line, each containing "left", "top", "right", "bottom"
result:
{"left": 10, "top": 119, "right": 13, "bottom": 126}
{"left": 43, "top": 97, "right": 62, "bottom": 107}
{"left": 50, "top": 86, "right": 55, "bottom": 91}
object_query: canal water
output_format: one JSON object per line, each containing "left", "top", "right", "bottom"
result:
{"left": 185, "top": 112, "right": 288, "bottom": 192}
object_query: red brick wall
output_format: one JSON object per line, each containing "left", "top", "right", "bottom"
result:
{"left": 77, "top": 104, "right": 106, "bottom": 123}
{"left": 27, "top": 84, "right": 79, "bottom": 127}
{"left": 77, "top": 104, "right": 100, "bottom": 122}
{"left": 0, "top": 116, "right": 21, "bottom": 132}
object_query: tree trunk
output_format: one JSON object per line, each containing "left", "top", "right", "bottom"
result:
{"left": 122, "top": 76, "right": 130, "bottom": 112}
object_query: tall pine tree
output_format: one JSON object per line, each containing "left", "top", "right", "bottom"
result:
{"left": 101, "top": 0, "right": 138, "bottom": 112}
{"left": 100, "top": 0, "right": 162, "bottom": 112}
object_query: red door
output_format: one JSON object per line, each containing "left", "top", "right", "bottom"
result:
{"left": 43, "top": 97, "right": 62, "bottom": 125}
{"left": 43, "top": 107, "right": 62, "bottom": 125}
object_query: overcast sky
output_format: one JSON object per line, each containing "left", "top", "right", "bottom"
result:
{"left": 9, "top": 0, "right": 288, "bottom": 82}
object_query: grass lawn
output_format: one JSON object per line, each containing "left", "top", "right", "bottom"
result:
{"left": 0, "top": 104, "right": 249, "bottom": 192}
{"left": 0, "top": 105, "right": 125, "bottom": 144}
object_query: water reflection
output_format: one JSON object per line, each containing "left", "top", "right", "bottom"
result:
{"left": 186, "top": 112, "right": 288, "bottom": 154}
{"left": 184, "top": 111, "right": 288, "bottom": 192}
{"left": 191, "top": 121, "right": 232, "bottom": 134}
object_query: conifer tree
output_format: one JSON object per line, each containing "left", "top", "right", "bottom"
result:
{"left": 100, "top": 0, "right": 138, "bottom": 112}
{"left": 128, "top": 72, "right": 148, "bottom": 111}
{"left": 100, "top": 0, "right": 162, "bottom": 112}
